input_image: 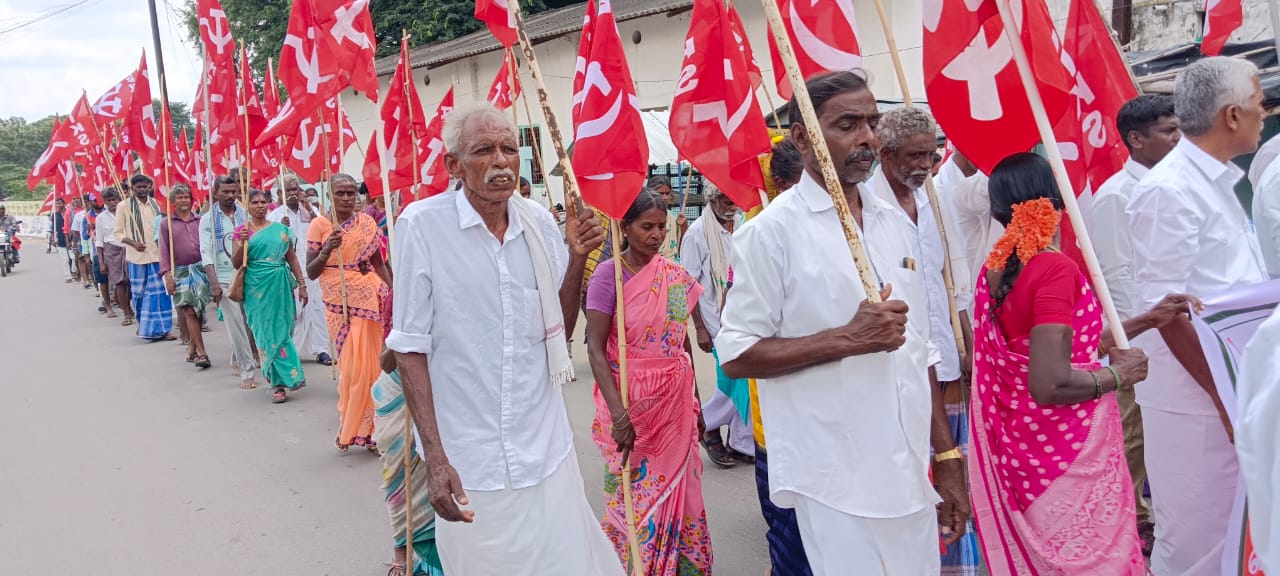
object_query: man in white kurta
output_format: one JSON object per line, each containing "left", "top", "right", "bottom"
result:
{"left": 1236, "top": 306, "right": 1280, "bottom": 573}
{"left": 682, "top": 186, "right": 753, "bottom": 459}
{"left": 1087, "top": 93, "right": 1182, "bottom": 545}
{"left": 716, "top": 71, "right": 968, "bottom": 576}
{"left": 267, "top": 176, "right": 331, "bottom": 364}
{"left": 1127, "top": 57, "right": 1271, "bottom": 576}
{"left": 1253, "top": 157, "right": 1280, "bottom": 278}
{"left": 387, "top": 105, "right": 620, "bottom": 576}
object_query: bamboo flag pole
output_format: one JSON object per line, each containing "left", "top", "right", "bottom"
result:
{"left": 759, "top": 0, "right": 881, "bottom": 301}
{"left": 402, "top": 406, "right": 416, "bottom": 572}
{"left": 158, "top": 74, "right": 177, "bottom": 281}
{"left": 510, "top": 1, "right": 581, "bottom": 206}
{"left": 995, "top": 0, "right": 1129, "bottom": 349}
{"left": 400, "top": 31, "right": 423, "bottom": 202}
{"left": 870, "top": 0, "right": 967, "bottom": 362}
{"left": 317, "top": 108, "right": 351, "bottom": 325}
{"left": 507, "top": 47, "right": 520, "bottom": 130}
{"left": 609, "top": 219, "right": 645, "bottom": 576}
{"left": 236, "top": 41, "right": 253, "bottom": 270}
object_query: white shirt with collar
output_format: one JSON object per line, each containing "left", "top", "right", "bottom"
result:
{"left": 1087, "top": 158, "right": 1150, "bottom": 320}
{"left": 1254, "top": 158, "right": 1280, "bottom": 279}
{"left": 680, "top": 212, "right": 733, "bottom": 337}
{"left": 267, "top": 203, "right": 314, "bottom": 258}
{"left": 716, "top": 171, "right": 940, "bottom": 519}
{"left": 1249, "top": 133, "right": 1280, "bottom": 189}
{"left": 387, "top": 190, "right": 574, "bottom": 492}
{"left": 951, "top": 172, "right": 1001, "bottom": 284}
{"left": 869, "top": 167, "right": 967, "bottom": 382}
{"left": 1127, "top": 137, "right": 1269, "bottom": 415}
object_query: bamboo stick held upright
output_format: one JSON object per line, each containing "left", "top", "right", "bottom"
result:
{"left": 510, "top": 0, "right": 582, "bottom": 206}
{"left": 758, "top": 0, "right": 882, "bottom": 302}
{"left": 316, "top": 108, "right": 351, "bottom": 326}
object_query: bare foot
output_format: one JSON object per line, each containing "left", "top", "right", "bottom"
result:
{"left": 241, "top": 379, "right": 258, "bottom": 390}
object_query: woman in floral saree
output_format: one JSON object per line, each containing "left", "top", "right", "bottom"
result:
{"left": 585, "top": 191, "right": 712, "bottom": 576}
{"left": 970, "top": 153, "right": 1200, "bottom": 575}
{"left": 307, "top": 174, "right": 392, "bottom": 453}
{"left": 233, "top": 189, "right": 309, "bottom": 403}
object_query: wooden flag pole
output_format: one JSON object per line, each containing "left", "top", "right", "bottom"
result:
{"left": 995, "top": 0, "right": 1129, "bottom": 349}
{"left": 158, "top": 74, "right": 177, "bottom": 279}
{"left": 402, "top": 407, "right": 416, "bottom": 572}
{"left": 759, "top": 0, "right": 881, "bottom": 301}
{"left": 507, "top": 48, "right": 520, "bottom": 130}
{"left": 510, "top": 1, "right": 582, "bottom": 206}
{"left": 871, "top": 0, "right": 967, "bottom": 363}
{"left": 609, "top": 219, "right": 645, "bottom": 576}
{"left": 401, "top": 31, "right": 423, "bottom": 203}
{"left": 316, "top": 108, "right": 350, "bottom": 326}
{"left": 236, "top": 41, "right": 253, "bottom": 270}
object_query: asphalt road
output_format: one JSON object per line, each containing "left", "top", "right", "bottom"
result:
{"left": 0, "top": 246, "right": 768, "bottom": 575}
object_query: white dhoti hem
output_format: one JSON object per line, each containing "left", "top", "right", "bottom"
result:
{"left": 293, "top": 276, "right": 329, "bottom": 356}
{"left": 702, "top": 389, "right": 753, "bottom": 455}
{"left": 1144, "top": 407, "right": 1239, "bottom": 576}
{"left": 793, "top": 496, "right": 940, "bottom": 576}
{"left": 437, "top": 450, "right": 625, "bottom": 576}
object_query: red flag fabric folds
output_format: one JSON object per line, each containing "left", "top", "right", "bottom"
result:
{"left": 315, "top": 0, "right": 380, "bottom": 101}
{"left": 363, "top": 129, "right": 385, "bottom": 199}
{"left": 486, "top": 50, "right": 523, "bottom": 110}
{"left": 1202, "top": 0, "right": 1243, "bottom": 56}
{"left": 570, "top": 0, "right": 648, "bottom": 220}
{"left": 416, "top": 88, "right": 454, "bottom": 199}
{"left": 670, "top": 0, "right": 769, "bottom": 210}
{"left": 27, "top": 118, "right": 72, "bottom": 189}
{"left": 475, "top": 0, "right": 518, "bottom": 47}
{"left": 923, "top": 0, "right": 1073, "bottom": 175}
{"left": 767, "top": 0, "right": 862, "bottom": 101}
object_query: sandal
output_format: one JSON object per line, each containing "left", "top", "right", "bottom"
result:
{"left": 271, "top": 387, "right": 288, "bottom": 403}
{"left": 121, "top": 317, "right": 135, "bottom": 326}
{"left": 702, "top": 431, "right": 736, "bottom": 468}
{"left": 241, "top": 379, "right": 258, "bottom": 390}
{"left": 386, "top": 563, "right": 407, "bottom": 576}
{"left": 366, "top": 445, "right": 381, "bottom": 456}
{"left": 185, "top": 352, "right": 197, "bottom": 363}
{"left": 315, "top": 352, "right": 333, "bottom": 366}
{"left": 335, "top": 438, "right": 349, "bottom": 454}
{"left": 106, "top": 311, "right": 118, "bottom": 319}
{"left": 201, "top": 326, "right": 213, "bottom": 333}
{"left": 730, "top": 449, "right": 756, "bottom": 465}
{"left": 194, "top": 355, "right": 212, "bottom": 369}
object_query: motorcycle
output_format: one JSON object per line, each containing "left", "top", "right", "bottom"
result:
{"left": 0, "top": 228, "right": 16, "bottom": 277}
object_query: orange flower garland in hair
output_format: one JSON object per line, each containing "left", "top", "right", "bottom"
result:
{"left": 986, "top": 198, "right": 1061, "bottom": 271}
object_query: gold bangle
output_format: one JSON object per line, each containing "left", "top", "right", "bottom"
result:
{"left": 934, "top": 448, "right": 963, "bottom": 463}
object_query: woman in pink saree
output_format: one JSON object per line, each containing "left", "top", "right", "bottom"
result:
{"left": 970, "top": 154, "right": 1200, "bottom": 575}
{"left": 585, "top": 191, "right": 713, "bottom": 576}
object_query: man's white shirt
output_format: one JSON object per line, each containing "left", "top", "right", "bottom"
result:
{"left": 1127, "top": 138, "right": 1269, "bottom": 414}
{"left": 1088, "top": 158, "right": 1149, "bottom": 320}
{"left": 387, "top": 191, "right": 574, "bottom": 492}
{"left": 680, "top": 213, "right": 733, "bottom": 337}
{"left": 1253, "top": 157, "right": 1280, "bottom": 279}
{"left": 267, "top": 204, "right": 314, "bottom": 258}
{"left": 716, "top": 172, "right": 940, "bottom": 518}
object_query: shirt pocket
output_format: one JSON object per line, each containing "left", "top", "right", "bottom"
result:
{"left": 520, "top": 287, "right": 548, "bottom": 345}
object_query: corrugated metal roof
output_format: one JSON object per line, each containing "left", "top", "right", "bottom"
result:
{"left": 375, "top": 0, "right": 694, "bottom": 75}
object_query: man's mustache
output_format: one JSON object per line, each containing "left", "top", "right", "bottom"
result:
{"left": 844, "top": 149, "right": 877, "bottom": 165}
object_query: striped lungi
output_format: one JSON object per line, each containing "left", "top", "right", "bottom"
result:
{"left": 128, "top": 261, "right": 173, "bottom": 339}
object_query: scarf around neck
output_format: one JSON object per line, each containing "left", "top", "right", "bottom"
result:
{"left": 511, "top": 198, "right": 575, "bottom": 386}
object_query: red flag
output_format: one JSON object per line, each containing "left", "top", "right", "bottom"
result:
{"left": 315, "top": 0, "right": 379, "bottom": 101}
{"left": 27, "top": 118, "right": 73, "bottom": 189}
{"left": 475, "top": 0, "right": 518, "bottom": 47}
{"left": 1202, "top": 0, "right": 1242, "bottom": 55}
{"left": 231, "top": 45, "right": 268, "bottom": 151}
{"left": 37, "top": 191, "right": 58, "bottom": 215}
{"left": 67, "top": 94, "right": 104, "bottom": 156}
{"left": 277, "top": 0, "right": 342, "bottom": 110}
{"left": 767, "top": 0, "right": 862, "bottom": 100}
{"left": 92, "top": 69, "right": 138, "bottom": 123}
{"left": 570, "top": 0, "right": 648, "bottom": 220}
{"left": 416, "top": 88, "right": 454, "bottom": 199}
{"left": 126, "top": 53, "right": 160, "bottom": 167}
{"left": 324, "top": 96, "right": 357, "bottom": 176}
{"left": 380, "top": 40, "right": 430, "bottom": 195}
{"left": 284, "top": 110, "right": 327, "bottom": 183}
{"left": 727, "top": 2, "right": 763, "bottom": 91}
{"left": 923, "top": 0, "right": 1073, "bottom": 174}
{"left": 670, "top": 0, "right": 769, "bottom": 210}
{"left": 1052, "top": 0, "right": 1139, "bottom": 271}
{"left": 486, "top": 49, "right": 522, "bottom": 110}
{"left": 363, "top": 129, "right": 385, "bottom": 198}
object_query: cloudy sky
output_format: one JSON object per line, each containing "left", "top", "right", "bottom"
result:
{"left": 0, "top": 0, "right": 203, "bottom": 121}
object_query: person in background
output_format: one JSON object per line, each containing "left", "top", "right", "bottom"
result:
{"left": 0, "top": 204, "right": 22, "bottom": 265}
{"left": 1254, "top": 139, "right": 1280, "bottom": 278}
{"left": 871, "top": 107, "right": 979, "bottom": 574}
{"left": 1236, "top": 306, "right": 1280, "bottom": 573}
{"left": 201, "top": 176, "right": 259, "bottom": 390}
{"left": 97, "top": 189, "right": 133, "bottom": 324}
{"left": 54, "top": 198, "right": 73, "bottom": 281}
{"left": 71, "top": 197, "right": 92, "bottom": 289}
{"left": 159, "top": 184, "right": 212, "bottom": 369}
{"left": 1127, "top": 56, "right": 1270, "bottom": 576}
{"left": 1087, "top": 93, "right": 1182, "bottom": 554}
{"left": 647, "top": 175, "right": 687, "bottom": 262}
{"left": 115, "top": 175, "right": 174, "bottom": 341}
{"left": 268, "top": 176, "right": 333, "bottom": 366}
{"left": 682, "top": 185, "right": 752, "bottom": 467}
{"left": 519, "top": 177, "right": 532, "bottom": 199}
{"left": 948, "top": 150, "right": 998, "bottom": 282}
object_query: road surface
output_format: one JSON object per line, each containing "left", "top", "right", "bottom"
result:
{"left": 0, "top": 246, "right": 768, "bottom": 575}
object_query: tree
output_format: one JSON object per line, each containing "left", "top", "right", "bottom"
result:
{"left": 153, "top": 100, "right": 195, "bottom": 143}
{"left": 0, "top": 116, "right": 55, "bottom": 201}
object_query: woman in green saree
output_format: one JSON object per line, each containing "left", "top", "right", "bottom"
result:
{"left": 233, "top": 189, "right": 309, "bottom": 403}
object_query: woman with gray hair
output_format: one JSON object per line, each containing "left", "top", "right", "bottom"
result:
{"left": 1127, "top": 55, "right": 1270, "bottom": 575}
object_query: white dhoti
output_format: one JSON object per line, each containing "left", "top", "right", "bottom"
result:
{"left": 1144, "top": 407, "right": 1239, "bottom": 576}
{"left": 702, "top": 389, "right": 753, "bottom": 455}
{"left": 292, "top": 276, "right": 329, "bottom": 357}
{"left": 218, "top": 288, "right": 259, "bottom": 381}
{"left": 436, "top": 451, "right": 624, "bottom": 576}
{"left": 793, "top": 496, "right": 940, "bottom": 576}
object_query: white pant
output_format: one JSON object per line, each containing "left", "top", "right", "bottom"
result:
{"left": 292, "top": 276, "right": 329, "bottom": 356}
{"left": 702, "top": 389, "right": 753, "bottom": 455}
{"left": 1144, "top": 407, "right": 1239, "bottom": 576}
{"left": 794, "top": 496, "right": 940, "bottom": 576}
{"left": 62, "top": 247, "right": 76, "bottom": 278}
{"left": 437, "top": 451, "right": 624, "bottom": 576}
{"left": 218, "top": 286, "right": 259, "bottom": 381}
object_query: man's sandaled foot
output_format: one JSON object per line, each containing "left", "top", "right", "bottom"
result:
{"left": 730, "top": 448, "right": 756, "bottom": 465}
{"left": 121, "top": 317, "right": 135, "bottom": 326}
{"left": 386, "top": 562, "right": 407, "bottom": 576}
{"left": 335, "top": 438, "right": 349, "bottom": 454}
{"left": 315, "top": 352, "right": 333, "bottom": 366}
{"left": 702, "top": 431, "right": 736, "bottom": 468}
{"left": 194, "top": 355, "right": 211, "bottom": 369}
{"left": 241, "top": 379, "right": 258, "bottom": 390}
{"left": 271, "top": 387, "right": 287, "bottom": 403}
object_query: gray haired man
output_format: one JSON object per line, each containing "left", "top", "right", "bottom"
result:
{"left": 1127, "top": 56, "right": 1269, "bottom": 575}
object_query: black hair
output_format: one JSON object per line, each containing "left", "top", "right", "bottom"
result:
{"left": 619, "top": 190, "right": 668, "bottom": 251}
{"left": 248, "top": 189, "right": 270, "bottom": 202}
{"left": 213, "top": 175, "right": 237, "bottom": 189}
{"left": 987, "top": 153, "right": 1064, "bottom": 310}
{"left": 770, "top": 138, "right": 804, "bottom": 189}
{"left": 102, "top": 187, "right": 121, "bottom": 200}
{"left": 130, "top": 174, "right": 153, "bottom": 186}
{"left": 169, "top": 184, "right": 192, "bottom": 199}
{"left": 788, "top": 71, "right": 870, "bottom": 128}
{"left": 520, "top": 177, "right": 531, "bottom": 187}
{"left": 1116, "top": 94, "right": 1176, "bottom": 152}
{"left": 645, "top": 175, "right": 670, "bottom": 191}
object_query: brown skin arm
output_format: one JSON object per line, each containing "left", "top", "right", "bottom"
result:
{"left": 1159, "top": 317, "right": 1233, "bottom": 442}
{"left": 395, "top": 351, "right": 476, "bottom": 523}
{"left": 559, "top": 249, "right": 590, "bottom": 339}
{"left": 205, "top": 264, "right": 222, "bottom": 304}
{"left": 690, "top": 306, "right": 714, "bottom": 353}
{"left": 285, "top": 249, "right": 308, "bottom": 308}
{"left": 959, "top": 311, "right": 974, "bottom": 378}
{"left": 370, "top": 249, "right": 393, "bottom": 288}
{"left": 930, "top": 366, "right": 969, "bottom": 545}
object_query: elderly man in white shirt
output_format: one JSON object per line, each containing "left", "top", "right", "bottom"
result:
{"left": 267, "top": 175, "right": 332, "bottom": 366}
{"left": 682, "top": 185, "right": 753, "bottom": 464}
{"left": 1254, "top": 156, "right": 1280, "bottom": 278}
{"left": 1087, "top": 93, "right": 1182, "bottom": 549}
{"left": 717, "top": 71, "right": 970, "bottom": 576}
{"left": 387, "top": 104, "right": 620, "bottom": 576}
{"left": 1127, "top": 57, "right": 1270, "bottom": 576}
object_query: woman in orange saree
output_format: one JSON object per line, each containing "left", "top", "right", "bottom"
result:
{"left": 585, "top": 191, "right": 712, "bottom": 575}
{"left": 306, "top": 175, "right": 392, "bottom": 453}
